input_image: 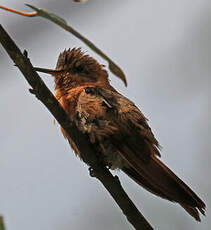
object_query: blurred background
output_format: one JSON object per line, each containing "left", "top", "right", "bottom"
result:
{"left": 0, "top": 1, "right": 210, "bottom": 229}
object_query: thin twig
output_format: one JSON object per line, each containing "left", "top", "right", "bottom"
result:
{"left": 0, "top": 4, "right": 127, "bottom": 86}
{"left": 0, "top": 24, "right": 153, "bottom": 230}
{"left": 0, "top": 5, "right": 37, "bottom": 16}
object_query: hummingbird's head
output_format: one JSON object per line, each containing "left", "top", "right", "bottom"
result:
{"left": 34, "top": 48, "right": 109, "bottom": 90}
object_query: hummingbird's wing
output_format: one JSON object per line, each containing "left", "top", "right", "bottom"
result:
{"left": 74, "top": 86, "right": 205, "bottom": 221}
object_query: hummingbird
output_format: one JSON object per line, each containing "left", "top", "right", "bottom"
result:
{"left": 34, "top": 48, "right": 205, "bottom": 221}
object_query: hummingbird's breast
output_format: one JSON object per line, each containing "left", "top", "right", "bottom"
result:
{"left": 54, "top": 85, "right": 127, "bottom": 169}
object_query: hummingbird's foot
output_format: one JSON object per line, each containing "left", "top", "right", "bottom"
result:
{"left": 114, "top": 175, "right": 121, "bottom": 185}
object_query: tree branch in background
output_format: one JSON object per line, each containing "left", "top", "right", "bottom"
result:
{"left": 0, "top": 4, "right": 127, "bottom": 86}
{"left": 0, "top": 24, "right": 153, "bottom": 230}
{"left": 0, "top": 217, "right": 5, "bottom": 230}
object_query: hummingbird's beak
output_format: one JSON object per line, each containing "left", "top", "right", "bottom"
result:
{"left": 33, "top": 67, "right": 63, "bottom": 75}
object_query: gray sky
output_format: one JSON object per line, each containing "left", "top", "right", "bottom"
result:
{"left": 0, "top": 1, "right": 210, "bottom": 229}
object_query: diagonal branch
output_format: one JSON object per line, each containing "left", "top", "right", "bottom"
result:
{"left": 0, "top": 24, "right": 153, "bottom": 230}
{"left": 0, "top": 4, "right": 127, "bottom": 86}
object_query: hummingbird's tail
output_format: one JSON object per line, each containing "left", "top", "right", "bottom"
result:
{"left": 122, "top": 156, "right": 205, "bottom": 221}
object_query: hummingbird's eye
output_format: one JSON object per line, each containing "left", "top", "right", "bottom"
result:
{"left": 75, "top": 65, "right": 84, "bottom": 72}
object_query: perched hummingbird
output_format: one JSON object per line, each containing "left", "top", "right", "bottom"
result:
{"left": 34, "top": 48, "right": 205, "bottom": 221}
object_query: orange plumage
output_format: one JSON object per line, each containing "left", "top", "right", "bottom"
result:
{"left": 35, "top": 48, "right": 206, "bottom": 221}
